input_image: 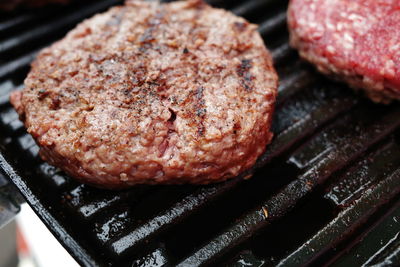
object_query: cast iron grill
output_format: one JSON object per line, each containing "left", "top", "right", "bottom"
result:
{"left": 0, "top": 0, "right": 399, "bottom": 266}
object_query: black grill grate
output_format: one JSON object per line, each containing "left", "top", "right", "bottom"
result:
{"left": 0, "top": 0, "right": 399, "bottom": 266}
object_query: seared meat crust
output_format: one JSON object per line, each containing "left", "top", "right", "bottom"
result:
{"left": 11, "top": 0, "right": 277, "bottom": 188}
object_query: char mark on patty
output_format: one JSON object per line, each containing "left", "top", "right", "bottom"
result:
{"left": 236, "top": 59, "right": 254, "bottom": 91}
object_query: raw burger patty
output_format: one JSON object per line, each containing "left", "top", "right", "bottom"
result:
{"left": 288, "top": 0, "right": 400, "bottom": 103}
{"left": 10, "top": 0, "right": 278, "bottom": 188}
{"left": 0, "top": 0, "right": 71, "bottom": 11}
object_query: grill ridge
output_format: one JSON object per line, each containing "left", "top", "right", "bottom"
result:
{"left": 0, "top": 0, "right": 399, "bottom": 266}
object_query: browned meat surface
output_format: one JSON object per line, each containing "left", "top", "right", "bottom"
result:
{"left": 0, "top": 0, "right": 71, "bottom": 11}
{"left": 288, "top": 0, "right": 400, "bottom": 103}
{"left": 10, "top": 0, "right": 278, "bottom": 188}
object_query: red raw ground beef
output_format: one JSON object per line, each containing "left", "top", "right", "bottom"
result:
{"left": 288, "top": 0, "right": 400, "bottom": 103}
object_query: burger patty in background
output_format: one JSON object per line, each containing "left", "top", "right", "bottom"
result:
{"left": 10, "top": 0, "right": 278, "bottom": 188}
{"left": 288, "top": 0, "right": 400, "bottom": 103}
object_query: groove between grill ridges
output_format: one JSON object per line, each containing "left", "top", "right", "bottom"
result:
{"left": 232, "top": 0, "right": 287, "bottom": 17}
{"left": 0, "top": 49, "right": 38, "bottom": 80}
{"left": 258, "top": 12, "right": 287, "bottom": 35}
{"left": 0, "top": 84, "right": 21, "bottom": 107}
{"left": 0, "top": 13, "right": 36, "bottom": 33}
{"left": 276, "top": 68, "right": 315, "bottom": 105}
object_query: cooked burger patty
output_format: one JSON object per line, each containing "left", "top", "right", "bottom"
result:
{"left": 10, "top": 0, "right": 277, "bottom": 188}
{"left": 288, "top": 0, "right": 400, "bottom": 103}
{"left": 0, "top": 0, "right": 70, "bottom": 11}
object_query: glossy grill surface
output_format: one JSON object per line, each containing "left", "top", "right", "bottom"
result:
{"left": 0, "top": 0, "right": 399, "bottom": 266}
